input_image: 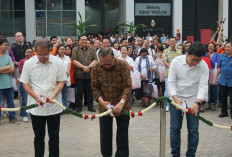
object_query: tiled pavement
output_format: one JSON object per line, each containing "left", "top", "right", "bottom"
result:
{"left": 0, "top": 100, "right": 232, "bottom": 157}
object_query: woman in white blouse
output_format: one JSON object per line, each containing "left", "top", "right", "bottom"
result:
{"left": 135, "top": 48, "right": 156, "bottom": 107}
{"left": 56, "top": 45, "right": 71, "bottom": 109}
{"left": 120, "top": 46, "right": 135, "bottom": 70}
{"left": 120, "top": 46, "right": 135, "bottom": 106}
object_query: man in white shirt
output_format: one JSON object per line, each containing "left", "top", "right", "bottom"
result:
{"left": 20, "top": 38, "right": 67, "bottom": 157}
{"left": 96, "top": 37, "right": 121, "bottom": 61}
{"left": 168, "top": 42, "right": 209, "bottom": 157}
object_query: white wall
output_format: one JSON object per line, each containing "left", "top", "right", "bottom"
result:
{"left": 172, "top": 0, "right": 182, "bottom": 44}
{"left": 218, "top": 0, "right": 229, "bottom": 38}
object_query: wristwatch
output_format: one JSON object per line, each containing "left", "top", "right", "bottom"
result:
{"left": 195, "top": 101, "right": 201, "bottom": 106}
{"left": 120, "top": 100, "right": 125, "bottom": 105}
{"left": 88, "top": 65, "right": 92, "bottom": 70}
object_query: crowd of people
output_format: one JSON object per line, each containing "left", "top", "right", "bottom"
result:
{"left": 0, "top": 31, "right": 232, "bottom": 157}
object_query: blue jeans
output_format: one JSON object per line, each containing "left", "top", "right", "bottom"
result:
{"left": 164, "top": 77, "right": 170, "bottom": 108}
{"left": 19, "top": 83, "right": 28, "bottom": 117}
{"left": 170, "top": 104, "right": 199, "bottom": 157}
{"left": 61, "top": 84, "right": 68, "bottom": 108}
{"left": 0, "top": 87, "right": 16, "bottom": 119}
{"left": 208, "top": 85, "right": 218, "bottom": 105}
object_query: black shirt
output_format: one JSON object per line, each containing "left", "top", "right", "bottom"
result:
{"left": 11, "top": 43, "right": 29, "bottom": 62}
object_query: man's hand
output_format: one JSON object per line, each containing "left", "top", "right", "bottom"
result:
{"left": 173, "top": 97, "right": 183, "bottom": 110}
{"left": 83, "top": 66, "right": 90, "bottom": 73}
{"left": 215, "top": 78, "right": 218, "bottom": 85}
{"left": 66, "top": 71, "right": 70, "bottom": 76}
{"left": 191, "top": 103, "right": 199, "bottom": 115}
{"left": 99, "top": 100, "right": 109, "bottom": 111}
{"left": 140, "top": 74, "right": 146, "bottom": 80}
{"left": 36, "top": 95, "right": 42, "bottom": 103}
{"left": 49, "top": 92, "right": 56, "bottom": 101}
{"left": 113, "top": 102, "right": 124, "bottom": 115}
{"left": 14, "top": 62, "right": 19, "bottom": 67}
{"left": 9, "top": 67, "right": 14, "bottom": 73}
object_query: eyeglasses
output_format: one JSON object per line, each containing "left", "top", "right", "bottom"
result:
{"left": 37, "top": 54, "right": 49, "bottom": 58}
{"left": 190, "top": 59, "right": 202, "bottom": 63}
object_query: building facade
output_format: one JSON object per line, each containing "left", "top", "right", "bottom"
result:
{"left": 0, "top": 0, "right": 230, "bottom": 44}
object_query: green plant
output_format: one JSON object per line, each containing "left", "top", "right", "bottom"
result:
{"left": 72, "top": 12, "right": 97, "bottom": 39}
{"left": 118, "top": 21, "right": 147, "bottom": 36}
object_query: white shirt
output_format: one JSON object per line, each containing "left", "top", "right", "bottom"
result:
{"left": 168, "top": 55, "right": 209, "bottom": 107}
{"left": 20, "top": 55, "right": 67, "bottom": 116}
{"left": 146, "top": 36, "right": 153, "bottom": 45}
{"left": 119, "top": 56, "right": 136, "bottom": 70}
{"left": 56, "top": 55, "right": 71, "bottom": 86}
{"left": 135, "top": 55, "right": 156, "bottom": 80}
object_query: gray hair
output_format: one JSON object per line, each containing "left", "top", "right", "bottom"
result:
{"left": 34, "top": 38, "right": 51, "bottom": 51}
{"left": 98, "top": 47, "right": 114, "bottom": 58}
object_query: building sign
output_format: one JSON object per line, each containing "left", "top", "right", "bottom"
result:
{"left": 135, "top": 3, "right": 171, "bottom": 16}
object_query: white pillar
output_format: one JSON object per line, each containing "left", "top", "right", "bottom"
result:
{"left": 25, "top": 0, "right": 36, "bottom": 43}
{"left": 76, "top": 0, "right": 85, "bottom": 35}
{"left": 172, "top": 0, "right": 182, "bottom": 44}
{"left": 218, "top": 0, "right": 229, "bottom": 39}
{"left": 125, "top": 0, "right": 134, "bottom": 23}
{"left": 118, "top": 0, "right": 134, "bottom": 34}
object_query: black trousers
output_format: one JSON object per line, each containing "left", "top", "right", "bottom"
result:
{"left": 100, "top": 115, "right": 130, "bottom": 157}
{"left": 31, "top": 113, "right": 60, "bottom": 157}
{"left": 153, "top": 78, "right": 165, "bottom": 96}
{"left": 76, "top": 78, "right": 93, "bottom": 109}
{"left": 219, "top": 84, "right": 232, "bottom": 115}
{"left": 69, "top": 84, "right": 77, "bottom": 110}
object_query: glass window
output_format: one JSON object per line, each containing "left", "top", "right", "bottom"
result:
{"left": 1, "top": 11, "right": 14, "bottom": 36}
{"left": 47, "top": 0, "right": 61, "bottom": 10}
{"left": 35, "top": 0, "right": 76, "bottom": 36}
{"left": 1, "top": 1, "right": 13, "bottom": 10}
{"left": 14, "top": 11, "right": 26, "bottom": 35}
{"left": 14, "top": 0, "right": 25, "bottom": 10}
{"left": 63, "top": 0, "right": 76, "bottom": 10}
{"left": 47, "top": 11, "right": 61, "bottom": 36}
{"left": 62, "top": 11, "right": 76, "bottom": 36}
{"left": 36, "top": 11, "right": 46, "bottom": 36}
{"left": 35, "top": 0, "right": 46, "bottom": 10}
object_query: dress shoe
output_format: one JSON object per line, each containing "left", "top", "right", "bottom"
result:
{"left": 218, "top": 113, "right": 229, "bottom": 118}
{"left": 88, "top": 107, "right": 96, "bottom": 112}
{"left": 76, "top": 107, "right": 82, "bottom": 113}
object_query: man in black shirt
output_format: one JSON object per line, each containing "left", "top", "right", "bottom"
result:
{"left": 11, "top": 32, "right": 29, "bottom": 104}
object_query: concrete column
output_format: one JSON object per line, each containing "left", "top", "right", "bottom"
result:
{"left": 125, "top": 0, "right": 134, "bottom": 23}
{"left": 172, "top": 0, "right": 182, "bottom": 44}
{"left": 118, "top": 0, "right": 134, "bottom": 34}
{"left": 218, "top": 0, "right": 229, "bottom": 39}
{"left": 25, "top": 0, "right": 36, "bottom": 43}
{"left": 76, "top": 0, "right": 85, "bottom": 35}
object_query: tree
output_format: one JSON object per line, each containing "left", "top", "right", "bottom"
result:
{"left": 118, "top": 21, "right": 147, "bottom": 36}
{"left": 72, "top": 12, "right": 97, "bottom": 39}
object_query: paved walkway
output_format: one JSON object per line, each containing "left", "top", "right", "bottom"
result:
{"left": 0, "top": 100, "right": 232, "bottom": 157}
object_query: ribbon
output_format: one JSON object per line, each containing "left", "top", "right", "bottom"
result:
{"left": 91, "top": 115, "right": 96, "bottom": 121}
{"left": 39, "top": 101, "right": 43, "bottom": 107}
{"left": 84, "top": 114, "right": 88, "bottom": 119}
{"left": 131, "top": 112, "right": 135, "bottom": 118}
